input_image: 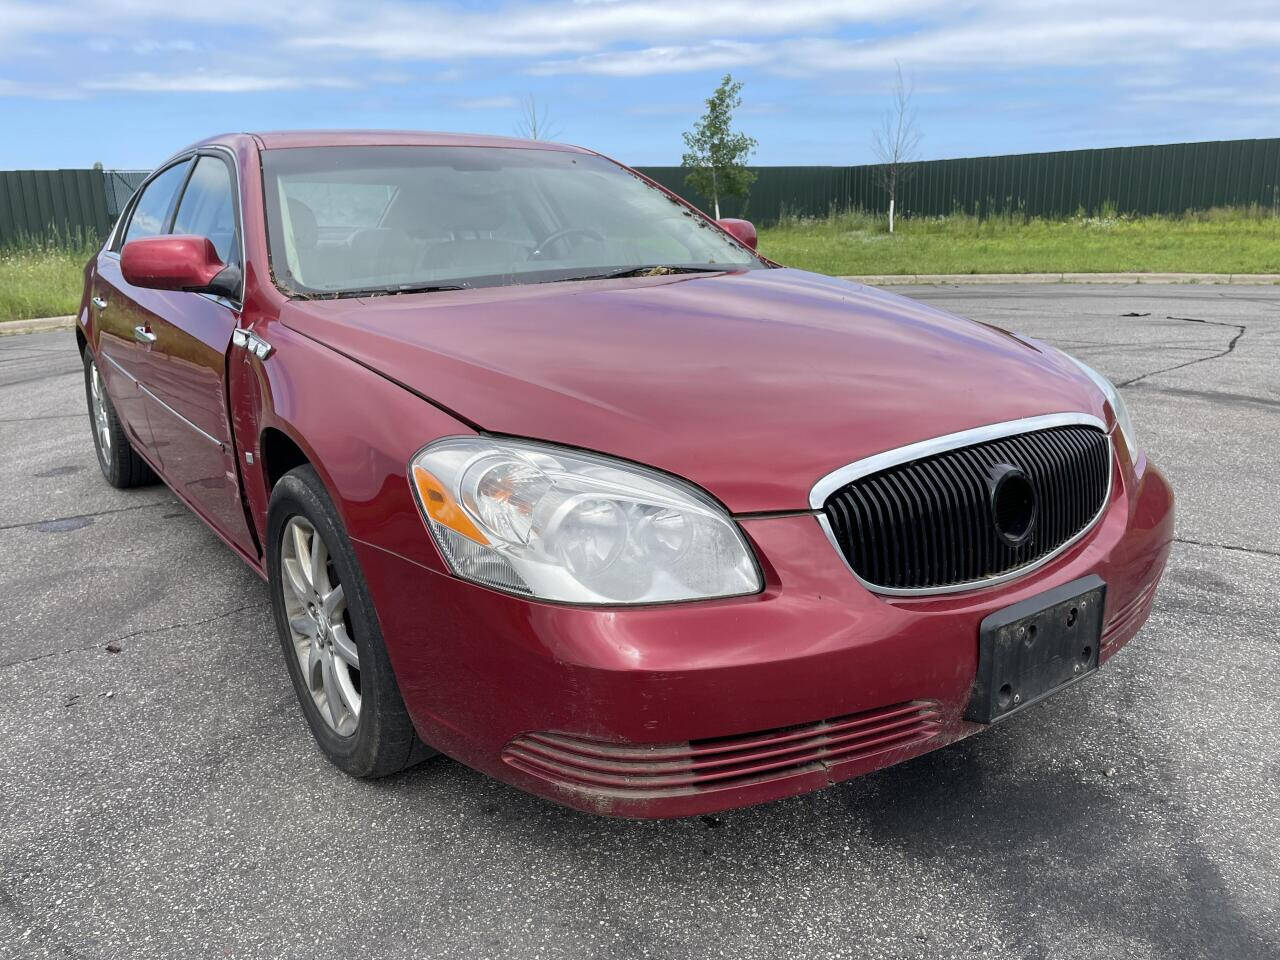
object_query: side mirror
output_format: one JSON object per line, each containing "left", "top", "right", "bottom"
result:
{"left": 717, "top": 218, "right": 757, "bottom": 251}
{"left": 121, "top": 235, "right": 241, "bottom": 300}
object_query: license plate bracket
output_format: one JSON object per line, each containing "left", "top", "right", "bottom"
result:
{"left": 965, "top": 574, "right": 1107, "bottom": 724}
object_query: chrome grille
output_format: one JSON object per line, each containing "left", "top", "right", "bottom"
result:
{"left": 821, "top": 424, "right": 1111, "bottom": 592}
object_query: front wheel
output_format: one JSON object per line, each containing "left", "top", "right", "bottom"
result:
{"left": 266, "top": 465, "right": 433, "bottom": 777}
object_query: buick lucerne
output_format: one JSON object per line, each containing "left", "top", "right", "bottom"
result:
{"left": 76, "top": 131, "right": 1173, "bottom": 817}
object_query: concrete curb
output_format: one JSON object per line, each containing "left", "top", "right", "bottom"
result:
{"left": 843, "top": 272, "right": 1280, "bottom": 286}
{"left": 0, "top": 315, "right": 76, "bottom": 337}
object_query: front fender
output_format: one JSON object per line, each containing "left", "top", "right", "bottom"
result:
{"left": 232, "top": 319, "right": 471, "bottom": 574}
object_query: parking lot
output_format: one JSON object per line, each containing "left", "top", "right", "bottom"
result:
{"left": 1, "top": 283, "right": 1277, "bottom": 960}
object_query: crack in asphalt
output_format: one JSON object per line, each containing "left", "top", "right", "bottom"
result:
{"left": 1175, "top": 537, "right": 1280, "bottom": 559}
{"left": 1125, "top": 381, "right": 1280, "bottom": 412}
{"left": 0, "top": 501, "right": 168, "bottom": 532}
{"left": 1116, "top": 316, "right": 1248, "bottom": 388}
{"left": 109, "top": 602, "right": 259, "bottom": 645}
{"left": 0, "top": 602, "right": 259, "bottom": 672}
{"left": 0, "top": 368, "right": 82, "bottom": 389}
{"left": 0, "top": 412, "right": 86, "bottom": 423}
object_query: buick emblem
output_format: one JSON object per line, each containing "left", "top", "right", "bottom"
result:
{"left": 987, "top": 463, "right": 1038, "bottom": 547}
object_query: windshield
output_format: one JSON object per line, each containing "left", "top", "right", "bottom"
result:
{"left": 261, "top": 145, "right": 763, "bottom": 296}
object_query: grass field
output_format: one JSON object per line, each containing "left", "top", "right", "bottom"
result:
{"left": 4, "top": 208, "right": 1280, "bottom": 322}
{"left": 758, "top": 207, "right": 1280, "bottom": 277}
{"left": 1, "top": 243, "right": 94, "bottom": 323}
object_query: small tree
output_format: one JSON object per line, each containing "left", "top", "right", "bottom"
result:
{"left": 871, "top": 63, "right": 922, "bottom": 233}
{"left": 515, "top": 94, "right": 561, "bottom": 141}
{"left": 681, "top": 74, "right": 757, "bottom": 219}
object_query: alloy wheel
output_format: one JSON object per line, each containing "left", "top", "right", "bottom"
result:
{"left": 89, "top": 363, "right": 111, "bottom": 455}
{"left": 280, "top": 516, "right": 361, "bottom": 736}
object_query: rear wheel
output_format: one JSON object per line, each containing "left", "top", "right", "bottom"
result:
{"left": 82, "top": 347, "right": 157, "bottom": 488}
{"left": 267, "top": 465, "right": 433, "bottom": 777}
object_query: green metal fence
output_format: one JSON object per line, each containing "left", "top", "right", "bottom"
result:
{"left": 5, "top": 138, "right": 1280, "bottom": 244}
{"left": 637, "top": 137, "right": 1280, "bottom": 227}
{"left": 0, "top": 168, "right": 148, "bottom": 247}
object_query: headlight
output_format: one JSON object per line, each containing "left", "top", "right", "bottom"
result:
{"left": 408, "top": 437, "right": 762, "bottom": 604}
{"left": 1065, "top": 355, "right": 1138, "bottom": 459}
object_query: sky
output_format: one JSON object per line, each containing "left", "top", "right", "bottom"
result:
{"left": 1, "top": 0, "right": 1278, "bottom": 170}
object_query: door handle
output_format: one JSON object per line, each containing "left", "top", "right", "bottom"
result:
{"left": 133, "top": 325, "right": 157, "bottom": 345}
{"left": 91, "top": 296, "right": 108, "bottom": 310}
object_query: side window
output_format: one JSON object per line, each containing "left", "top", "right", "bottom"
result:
{"left": 120, "top": 161, "right": 191, "bottom": 249}
{"left": 171, "top": 156, "right": 239, "bottom": 266}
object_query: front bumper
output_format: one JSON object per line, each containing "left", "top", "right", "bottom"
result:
{"left": 356, "top": 454, "right": 1173, "bottom": 819}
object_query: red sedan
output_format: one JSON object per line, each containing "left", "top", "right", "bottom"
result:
{"left": 77, "top": 131, "right": 1173, "bottom": 818}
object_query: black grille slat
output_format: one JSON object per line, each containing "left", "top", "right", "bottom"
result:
{"left": 933, "top": 454, "right": 974, "bottom": 582}
{"left": 1046, "top": 431, "right": 1075, "bottom": 545}
{"left": 912, "top": 461, "right": 948, "bottom": 586}
{"left": 823, "top": 425, "right": 1110, "bottom": 591}
{"left": 1021, "top": 432, "right": 1059, "bottom": 548}
{"left": 956, "top": 446, "right": 994, "bottom": 578}
{"left": 919, "top": 459, "right": 957, "bottom": 584}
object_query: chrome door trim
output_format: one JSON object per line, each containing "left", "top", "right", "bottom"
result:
{"left": 101, "top": 351, "right": 136, "bottom": 382}
{"left": 809, "top": 412, "right": 1114, "bottom": 597}
{"left": 138, "top": 382, "right": 224, "bottom": 450}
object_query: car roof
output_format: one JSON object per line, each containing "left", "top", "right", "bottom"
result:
{"left": 193, "top": 130, "right": 589, "bottom": 153}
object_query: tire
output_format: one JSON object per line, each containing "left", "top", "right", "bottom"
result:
{"left": 82, "top": 346, "right": 157, "bottom": 488}
{"left": 266, "top": 464, "right": 434, "bottom": 778}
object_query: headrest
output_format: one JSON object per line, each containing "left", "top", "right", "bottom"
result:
{"left": 287, "top": 198, "right": 318, "bottom": 249}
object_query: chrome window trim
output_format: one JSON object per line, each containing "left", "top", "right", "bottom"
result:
{"left": 809, "top": 412, "right": 1114, "bottom": 597}
{"left": 106, "top": 144, "right": 246, "bottom": 309}
{"left": 109, "top": 154, "right": 195, "bottom": 253}
{"left": 177, "top": 146, "right": 247, "bottom": 309}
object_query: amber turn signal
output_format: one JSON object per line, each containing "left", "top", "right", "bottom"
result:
{"left": 411, "top": 465, "right": 489, "bottom": 544}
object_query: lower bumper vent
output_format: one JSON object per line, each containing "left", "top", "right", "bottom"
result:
{"left": 503, "top": 700, "right": 941, "bottom": 798}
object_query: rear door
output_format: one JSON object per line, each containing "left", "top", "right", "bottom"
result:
{"left": 137, "top": 152, "right": 256, "bottom": 556}
{"left": 93, "top": 158, "right": 192, "bottom": 454}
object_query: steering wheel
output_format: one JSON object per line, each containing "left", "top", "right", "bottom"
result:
{"left": 528, "top": 226, "right": 605, "bottom": 260}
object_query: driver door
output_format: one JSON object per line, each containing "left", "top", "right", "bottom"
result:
{"left": 134, "top": 152, "right": 257, "bottom": 557}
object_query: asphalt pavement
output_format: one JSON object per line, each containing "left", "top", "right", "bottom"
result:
{"left": 1, "top": 284, "right": 1277, "bottom": 960}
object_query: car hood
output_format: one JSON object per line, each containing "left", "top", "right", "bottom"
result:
{"left": 280, "top": 268, "right": 1106, "bottom": 513}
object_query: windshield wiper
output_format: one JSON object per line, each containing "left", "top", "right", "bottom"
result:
{"left": 305, "top": 282, "right": 470, "bottom": 300}
{"left": 553, "top": 265, "right": 727, "bottom": 283}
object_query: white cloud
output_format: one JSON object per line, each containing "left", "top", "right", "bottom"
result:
{"left": 85, "top": 72, "right": 356, "bottom": 93}
{"left": 1, "top": 0, "right": 1277, "bottom": 94}
{"left": 779, "top": 16, "right": 1280, "bottom": 74}
{"left": 131, "top": 39, "right": 198, "bottom": 55}
{"left": 287, "top": 0, "right": 927, "bottom": 61}
{"left": 532, "top": 41, "right": 770, "bottom": 76}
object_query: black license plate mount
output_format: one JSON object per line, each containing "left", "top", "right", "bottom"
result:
{"left": 965, "top": 575, "right": 1107, "bottom": 724}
